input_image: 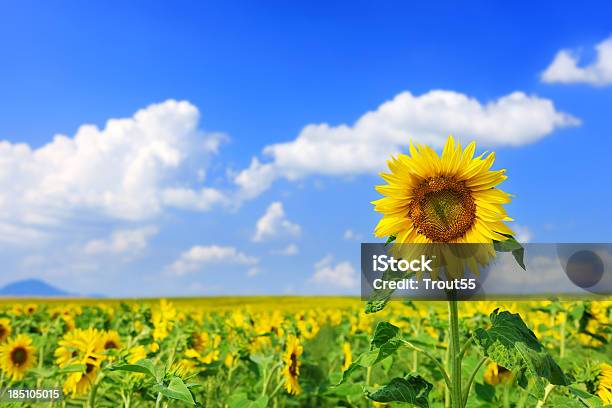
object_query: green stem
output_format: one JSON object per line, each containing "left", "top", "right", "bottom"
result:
{"left": 458, "top": 337, "right": 474, "bottom": 361}
{"left": 462, "top": 356, "right": 487, "bottom": 407}
{"left": 87, "top": 373, "right": 105, "bottom": 408}
{"left": 404, "top": 340, "right": 452, "bottom": 392}
{"left": 503, "top": 381, "right": 511, "bottom": 408}
{"left": 155, "top": 391, "right": 163, "bottom": 408}
{"left": 448, "top": 293, "right": 462, "bottom": 408}
{"left": 445, "top": 344, "right": 451, "bottom": 408}
{"left": 535, "top": 384, "right": 555, "bottom": 408}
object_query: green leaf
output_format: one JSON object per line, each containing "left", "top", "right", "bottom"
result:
{"left": 473, "top": 309, "right": 568, "bottom": 398}
{"left": 153, "top": 376, "right": 196, "bottom": 405}
{"left": 339, "top": 322, "right": 405, "bottom": 383}
{"left": 568, "top": 387, "right": 604, "bottom": 407}
{"left": 365, "top": 268, "right": 413, "bottom": 314}
{"left": 371, "top": 321, "right": 401, "bottom": 348}
{"left": 474, "top": 382, "right": 495, "bottom": 403}
{"left": 57, "top": 364, "right": 87, "bottom": 374}
{"left": 493, "top": 235, "right": 526, "bottom": 270}
{"left": 385, "top": 235, "right": 396, "bottom": 246}
{"left": 110, "top": 359, "right": 164, "bottom": 383}
{"left": 325, "top": 382, "right": 363, "bottom": 397}
{"left": 227, "top": 393, "right": 269, "bottom": 408}
{"left": 365, "top": 375, "right": 432, "bottom": 407}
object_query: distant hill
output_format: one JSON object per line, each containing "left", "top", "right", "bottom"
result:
{"left": 0, "top": 279, "right": 72, "bottom": 297}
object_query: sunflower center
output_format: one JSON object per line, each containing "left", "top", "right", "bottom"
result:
{"left": 86, "top": 363, "right": 95, "bottom": 374}
{"left": 0, "top": 326, "right": 7, "bottom": 339}
{"left": 10, "top": 347, "right": 28, "bottom": 366}
{"left": 289, "top": 353, "right": 298, "bottom": 376}
{"left": 104, "top": 340, "right": 118, "bottom": 350}
{"left": 409, "top": 176, "right": 476, "bottom": 242}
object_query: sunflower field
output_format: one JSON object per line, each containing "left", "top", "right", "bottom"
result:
{"left": 0, "top": 297, "right": 609, "bottom": 407}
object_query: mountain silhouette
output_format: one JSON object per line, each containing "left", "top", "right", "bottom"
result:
{"left": 0, "top": 279, "right": 72, "bottom": 297}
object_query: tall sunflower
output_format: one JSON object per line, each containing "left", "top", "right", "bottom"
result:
{"left": 0, "top": 334, "right": 36, "bottom": 381}
{"left": 282, "top": 334, "right": 303, "bottom": 396}
{"left": 373, "top": 135, "right": 514, "bottom": 277}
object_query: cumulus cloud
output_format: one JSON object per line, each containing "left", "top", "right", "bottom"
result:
{"left": 310, "top": 255, "right": 358, "bottom": 289}
{"left": 252, "top": 202, "right": 301, "bottom": 242}
{"left": 234, "top": 90, "right": 579, "bottom": 198}
{"left": 542, "top": 36, "right": 612, "bottom": 86}
{"left": 169, "top": 245, "right": 258, "bottom": 275}
{"left": 272, "top": 243, "right": 299, "bottom": 256}
{"left": 83, "top": 226, "right": 158, "bottom": 257}
{"left": 0, "top": 100, "right": 227, "bottom": 239}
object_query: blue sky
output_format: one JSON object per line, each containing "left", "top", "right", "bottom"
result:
{"left": 0, "top": 1, "right": 611, "bottom": 297}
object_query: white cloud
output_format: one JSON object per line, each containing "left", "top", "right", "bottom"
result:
{"left": 542, "top": 36, "right": 612, "bottom": 86}
{"left": 310, "top": 255, "right": 358, "bottom": 289}
{"left": 252, "top": 202, "right": 301, "bottom": 242}
{"left": 234, "top": 90, "right": 578, "bottom": 198}
{"left": 0, "top": 221, "right": 50, "bottom": 246}
{"left": 246, "top": 267, "right": 261, "bottom": 277}
{"left": 161, "top": 187, "right": 228, "bottom": 211}
{"left": 343, "top": 229, "right": 362, "bottom": 241}
{"left": 169, "top": 245, "right": 258, "bottom": 275}
{"left": 272, "top": 243, "right": 299, "bottom": 256}
{"left": 0, "top": 100, "right": 228, "bottom": 239}
{"left": 513, "top": 225, "right": 533, "bottom": 243}
{"left": 83, "top": 226, "right": 158, "bottom": 256}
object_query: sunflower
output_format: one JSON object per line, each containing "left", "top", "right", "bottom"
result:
{"left": 483, "top": 363, "right": 513, "bottom": 385}
{"left": 341, "top": 342, "right": 352, "bottom": 371}
{"left": 152, "top": 299, "right": 177, "bottom": 341}
{"left": 597, "top": 363, "right": 612, "bottom": 404}
{"left": 127, "top": 345, "right": 147, "bottom": 364}
{"left": 55, "top": 327, "right": 105, "bottom": 396}
{"left": 102, "top": 330, "right": 121, "bottom": 351}
{"left": 24, "top": 304, "right": 38, "bottom": 315}
{"left": 282, "top": 334, "right": 303, "bottom": 395}
{"left": 373, "top": 135, "right": 514, "bottom": 277}
{"left": 0, "top": 318, "right": 12, "bottom": 343}
{"left": 63, "top": 364, "right": 99, "bottom": 397}
{"left": 0, "top": 334, "right": 36, "bottom": 381}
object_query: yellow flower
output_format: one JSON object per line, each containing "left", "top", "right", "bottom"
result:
{"left": 24, "top": 304, "right": 38, "bottom": 315}
{"left": 224, "top": 353, "right": 236, "bottom": 368}
{"left": 341, "top": 342, "right": 352, "bottom": 371}
{"left": 54, "top": 328, "right": 105, "bottom": 397}
{"left": 63, "top": 365, "right": 98, "bottom": 397}
{"left": 172, "top": 359, "right": 196, "bottom": 377}
{"left": 373, "top": 136, "right": 514, "bottom": 277}
{"left": 149, "top": 342, "right": 160, "bottom": 353}
{"left": 127, "top": 345, "right": 147, "bottom": 364}
{"left": 0, "top": 334, "right": 36, "bottom": 381}
{"left": 54, "top": 327, "right": 106, "bottom": 393}
{"left": 0, "top": 318, "right": 12, "bottom": 343}
{"left": 152, "top": 299, "right": 177, "bottom": 340}
{"left": 102, "top": 330, "right": 121, "bottom": 351}
{"left": 282, "top": 334, "right": 303, "bottom": 395}
{"left": 597, "top": 363, "right": 612, "bottom": 404}
{"left": 483, "top": 363, "right": 512, "bottom": 385}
